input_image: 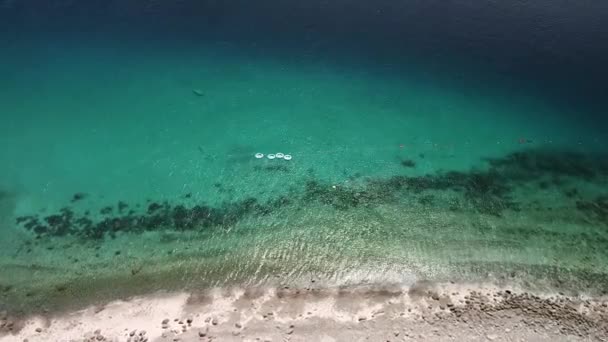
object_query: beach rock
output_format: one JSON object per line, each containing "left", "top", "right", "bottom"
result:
{"left": 35, "top": 327, "right": 42, "bottom": 333}
{"left": 211, "top": 318, "right": 218, "bottom": 325}
{"left": 486, "top": 334, "right": 498, "bottom": 340}
{"left": 235, "top": 323, "right": 242, "bottom": 328}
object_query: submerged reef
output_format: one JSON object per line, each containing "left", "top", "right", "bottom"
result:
{"left": 14, "top": 148, "right": 608, "bottom": 240}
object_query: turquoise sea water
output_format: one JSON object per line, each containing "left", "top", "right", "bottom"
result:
{"left": 1, "top": 1, "right": 608, "bottom": 314}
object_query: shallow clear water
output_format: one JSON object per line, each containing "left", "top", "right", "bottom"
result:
{"left": 1, "top": 0, "right": 608, "bottom": 314}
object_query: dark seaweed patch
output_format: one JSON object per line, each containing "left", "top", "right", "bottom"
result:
{"left": 564, "top": 188, "right": 579, "bottom": 198}
{"left": 301, "top": 150, "right": 602, "bottom": 215}
{"left": 254, "top": 165, "right": 290, "bottom": 173}
{"left": 16, "top": 196, "right": 287, "bottom": 241}
{"left": 401, "top": 159, "right": 416, "bottom": 168}
{"left": 576, "top": 196, "right": 608, "bottom": 225}
{"left": 42, "top": 208, "right": 75, "bottom": 236}
{"left": 14, "top": 149, "right": 608, "bottom": 240}
{"left": 15, "top": 215, "right": 33, "bottom": 224}
{"left": 71, "top": 193, "right": 87, "bottom": 202}
{"left": 300, "top": 168, "right": 519, "bottom": 215}
{"left": 303, "top": 180, "right": 392, "bottom": 210}
{"left": 462, "top": 171, "right": 518, "bottom": 217}
{"left": 486, "top": 149, "right": 608, "bottom": 181}
{"left": 100, "top": 206, "right": 113, "bottom": 215}
{"left": 147, "top": 202, "right": 163, "bottom": 214}
{"left": 538, "top": 181, "right": 550, "bottom": 189}
{"left": 417, "top": 194, "right": 435, "bottom": 205}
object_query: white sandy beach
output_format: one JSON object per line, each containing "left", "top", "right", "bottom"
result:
{"left": 2, "top": 282, "right": 607, "bottom": 342}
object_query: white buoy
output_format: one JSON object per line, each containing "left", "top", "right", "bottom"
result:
{"left": 283, "top": 154, "right": 292, "bottom": 160}
{"left": 267, "top": 154, "right": 276, "bottom": 160}
{"left": 276, "top": 153, "right": 285, "bottom": 159}
{"left": 255, "top": 153, "right": 264, "bottom": 159}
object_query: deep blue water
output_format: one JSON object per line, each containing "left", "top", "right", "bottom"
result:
{"left": 2, "top": 0, "right": 607, "bottom": 115}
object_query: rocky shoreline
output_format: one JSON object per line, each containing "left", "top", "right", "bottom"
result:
{"left": 1, "top": 282, "right": 607, "bottom": 342}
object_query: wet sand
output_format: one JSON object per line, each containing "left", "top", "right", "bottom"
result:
{"left": 2, "top": 281, "right": 607, "bottom": 342}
